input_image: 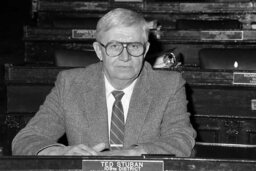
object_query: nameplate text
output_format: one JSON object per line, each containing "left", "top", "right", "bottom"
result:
{"left": 201, "top": 31, "right": 243, "bottom": 40}
{"left": 233, "top": 72, "right": 256, "bottom": 85}
{"left": 82, "top": 159, "right": 164, "bottom": 171}
{"left": 72, "top": 29, "right": 95, "bottom": 39}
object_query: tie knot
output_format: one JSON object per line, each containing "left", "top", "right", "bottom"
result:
{"left": 112, "top": 91, "right": 124, "bottom": 101}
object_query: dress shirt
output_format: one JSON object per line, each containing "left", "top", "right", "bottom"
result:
{"left": 104, "top": 75, "right": 137, "bottom": 137}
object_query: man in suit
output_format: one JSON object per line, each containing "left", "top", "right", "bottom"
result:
{"left": 12, "top": 8, "right": 196, "bottom": 157}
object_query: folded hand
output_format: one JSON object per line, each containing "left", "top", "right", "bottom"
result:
{"left": 38, "top": 143, "right": 106, "bottom": 156}
{"left": 100, "top": 146, "right": 147, "bottom": 156}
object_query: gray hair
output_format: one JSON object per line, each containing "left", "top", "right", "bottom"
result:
{"left": 95, "top": 8, "right": 149, "bottom": 42}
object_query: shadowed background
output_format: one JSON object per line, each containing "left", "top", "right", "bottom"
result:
{"left": 0, "top": 0, "right": 32, "bottom": 65}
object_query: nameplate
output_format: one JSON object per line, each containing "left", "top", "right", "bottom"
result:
{"left": 72, "top": 29, "right": 95, "bottom": 39}
{"left": 251, "top": 99, "right": 256, "bottom": 110}
{"left": 82, "top": 159, "right": 164, "bottom": 171}
{"left": 233, "top": 72, "right": 256, "bottom": 85}
{"left": 201, "top": 31, "right": 243, "bottom": 40}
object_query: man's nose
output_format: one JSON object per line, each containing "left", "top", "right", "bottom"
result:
{"left": 119, "top": 47, "right": 130, "bottom": 61}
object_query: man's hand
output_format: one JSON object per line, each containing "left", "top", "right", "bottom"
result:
{"left": 100, "top": 146, "right": 147, "bottom": 156}
{"left": 38, "top": 143, "right": 106, "bottom": 156}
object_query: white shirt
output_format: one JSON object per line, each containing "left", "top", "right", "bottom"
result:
{"left": 104, "top": 75, "right": 137, "bottom": 137}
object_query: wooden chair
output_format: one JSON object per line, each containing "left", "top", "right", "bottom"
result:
{"left": 199, "top": 48, "right": 256, "bottom": 70}
{"left": 54, "top": 49, "right": 99, "bottom": 67}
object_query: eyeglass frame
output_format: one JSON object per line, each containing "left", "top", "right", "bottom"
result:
{"left": 98, "top": 41, "right": 147, "bottom": 57}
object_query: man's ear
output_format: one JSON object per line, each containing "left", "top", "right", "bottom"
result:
{"left": 143, "top": 42, "right": 150, "bottom": 58}
{"left": 93, "top": 42, "right": 103, "bottom": 61}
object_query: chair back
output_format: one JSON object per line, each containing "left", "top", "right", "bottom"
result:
{"left": 199, "top": 48, "right": 256, "bottom": 70}
{"left": 54, "top": 49, "right": 99, "bottom": 67}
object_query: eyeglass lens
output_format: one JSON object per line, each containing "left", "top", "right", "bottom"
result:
{"left": 105, "top": 42, "right": 145, "bottom": 57}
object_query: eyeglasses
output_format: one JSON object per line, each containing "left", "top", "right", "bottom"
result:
{"left": 98, "top": 41, "right": 146, "bottom": 57}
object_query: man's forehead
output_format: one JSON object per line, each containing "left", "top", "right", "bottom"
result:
{"left": 101, "top": 26, "right": 145, "bottom": 43}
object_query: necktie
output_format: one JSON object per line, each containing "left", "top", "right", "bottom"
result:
{"left": 110, "top": 91, "right": 125, "bottom": 150}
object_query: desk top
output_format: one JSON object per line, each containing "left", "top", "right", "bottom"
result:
{"left": 2, "top": 142, "right": 256, "bottom": 170}
{"left": 0, "top": 155, "right": 256, "bottom": 171}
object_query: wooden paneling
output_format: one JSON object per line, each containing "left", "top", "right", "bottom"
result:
{"left": 6, "top": 85, "right": 52, "bottom": 113}
{"left": 194, "top": 117, "right": 256, "bottom": 144}
{"left": 188, "top": 86, "right": 256, "bottom": 117}
{"left": 24, "top": 27, "right": 256, "bottom": 42}
{"left": 23, "top": 27, "right": 256, "bottom": 65}
{"left": 36, "top": 1, "right": 256, "bottom": 13}
{"left": 0, "top": 114, "right": 33, "bottom": 155}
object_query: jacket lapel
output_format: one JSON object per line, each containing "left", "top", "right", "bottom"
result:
{"left": 79, "top": 64, "right": 110, "bottom": 148}
{"left": 124, "top": 64, "right": 153, "bottom": 147}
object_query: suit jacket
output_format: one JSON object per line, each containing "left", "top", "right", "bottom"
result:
{"left": 12, "top": 62, "right": 196, "bottom": 156}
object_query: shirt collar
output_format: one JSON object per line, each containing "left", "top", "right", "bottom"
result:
{"left": 104, "top": 75, "right": 137, "bottom": 98}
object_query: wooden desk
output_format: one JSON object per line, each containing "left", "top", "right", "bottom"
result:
{"left": 0, "top": 155, "right": 256, "bottom": 171}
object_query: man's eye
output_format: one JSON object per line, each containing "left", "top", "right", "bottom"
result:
{"left": 109, "top": 44, "right": 120, "bottom": 49}
{"left": 130, "top": 44, "right": 141, "bottom": 49}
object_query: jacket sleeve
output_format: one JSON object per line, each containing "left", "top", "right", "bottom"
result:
{"left": 139, "top": 73, "right": 196, "bottom": 157}
{"left": 12, "top": 71, "right": 67, "bottom": 155}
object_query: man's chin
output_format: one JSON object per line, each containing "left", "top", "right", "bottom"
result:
{"left": 115, "top": 73, "right": 136, "bottom": 80}
{"left": 116, "top": 66, "right": 132, "bottom": 71}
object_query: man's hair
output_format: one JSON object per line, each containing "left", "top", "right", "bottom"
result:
{"left": 95, "top": 8, "right": 150, "bottom": 42}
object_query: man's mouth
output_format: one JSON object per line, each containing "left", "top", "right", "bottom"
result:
{"left": 117, "top": 65, "right": 131, "bottom": 68}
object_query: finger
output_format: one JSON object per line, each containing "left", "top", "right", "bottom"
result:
{"left": 77, "top": 144, "right": 99, "bottom": 155}
{"left": 98, "top": 150, "right": 113, "bottom": 156}
{"left": 65, "top": 151, "right": 90, "bottom": 156}
{"left": 63, "top": 145, "right": 96, "bottom": 156}
{"left": 63, "top": 146, "right": 89, "bottom": 156}
{"left": 93, "top": 143, "right": 106, "bottom": 152}
{"left": 100, "top": 150, "right": 125, "bottom": 156}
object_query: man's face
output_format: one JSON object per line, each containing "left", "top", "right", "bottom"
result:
{"left": 93, "top": 26, "right": 150, "bottom": 87}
